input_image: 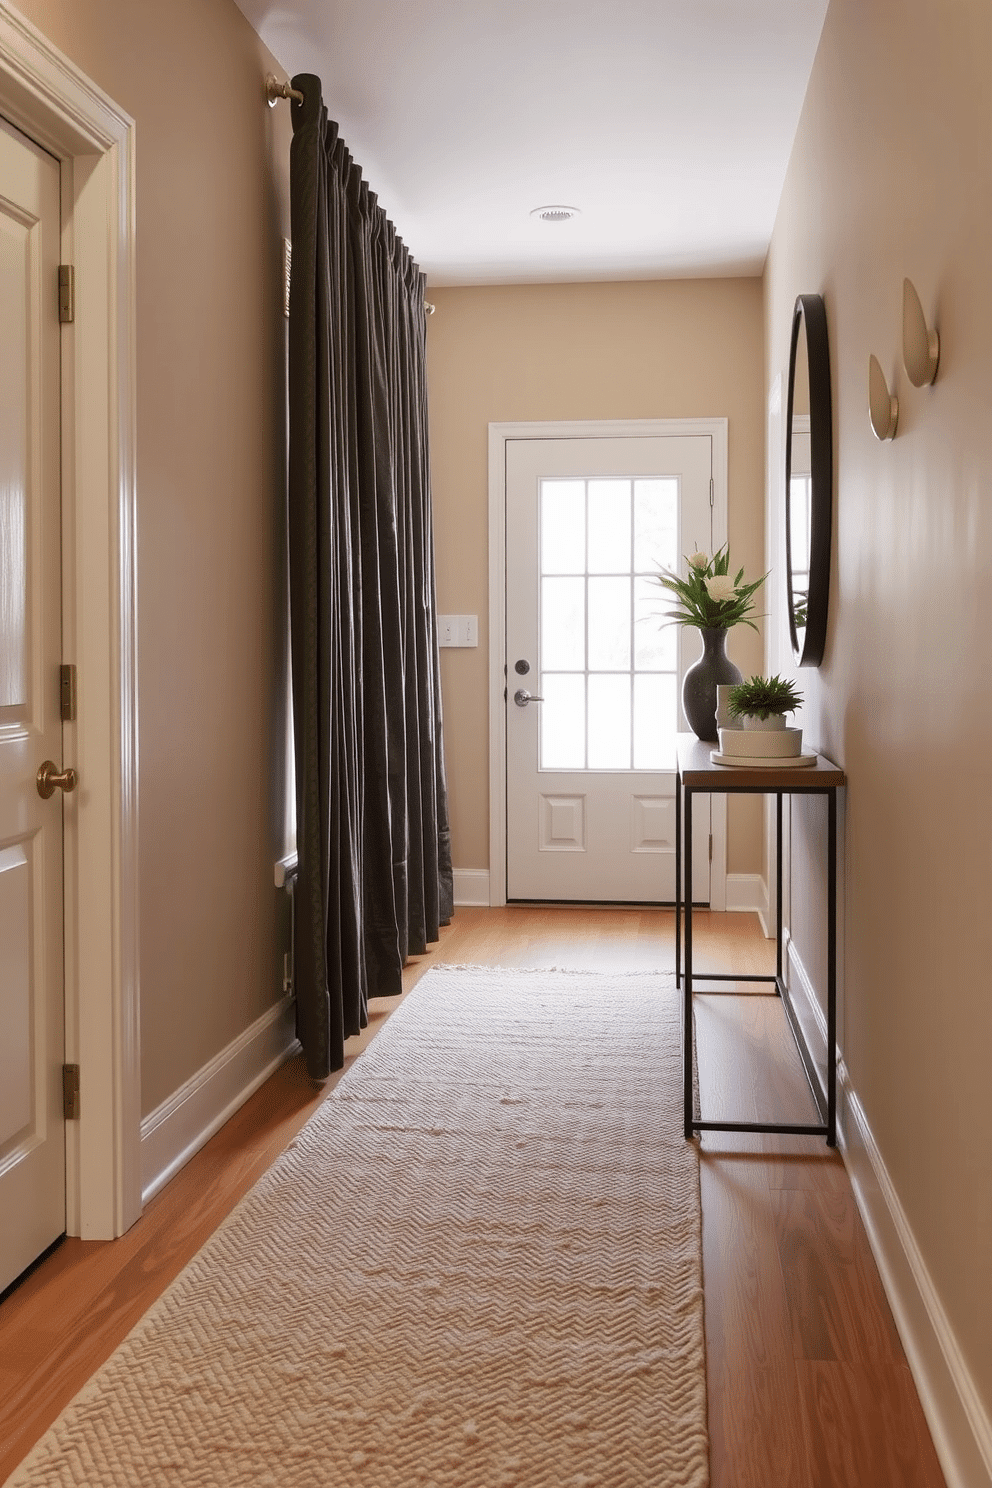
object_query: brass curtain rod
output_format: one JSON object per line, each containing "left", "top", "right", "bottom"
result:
{"left": 266, "top": 75, "right": 435, "bottom": 317}
{"left": 265, "top": 74, "right": 304, "bottom": 106}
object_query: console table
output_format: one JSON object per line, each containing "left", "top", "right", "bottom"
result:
{"left": 675, "top": 734, "right": 845, "bottom": 1146}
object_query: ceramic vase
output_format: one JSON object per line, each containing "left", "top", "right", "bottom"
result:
{"left": 682, "top": 627, "right": 742, "bottom": 742}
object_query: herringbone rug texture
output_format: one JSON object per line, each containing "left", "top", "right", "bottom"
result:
{"left": 10, "top": 967, "right": 709, "bottom": 1487}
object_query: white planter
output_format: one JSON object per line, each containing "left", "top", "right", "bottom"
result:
{"left": 719, "top": 726, "right": 803, "bottom": 758}
{"left": 741, "top": 713, "right": 788, "bottom": 731}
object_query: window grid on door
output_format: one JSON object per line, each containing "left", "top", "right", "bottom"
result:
{"left": 539, "top": 477, "right": 680, "bottom": 771}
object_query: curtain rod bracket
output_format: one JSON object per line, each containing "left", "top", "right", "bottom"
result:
{"left": 266, "top": 74, "right": 304, "bottom": 108}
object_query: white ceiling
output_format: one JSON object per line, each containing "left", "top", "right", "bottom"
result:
{"left": 237, "top": 0, "right": 829, "bottom": 287}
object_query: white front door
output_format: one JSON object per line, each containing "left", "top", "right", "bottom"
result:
{"left": 505, "top": 433, "right": 713, "bottom": 903}
{"left": 0, "top": 116, "right": 67, "bottom": 1292}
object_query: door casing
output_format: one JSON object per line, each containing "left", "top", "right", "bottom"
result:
{"left": 488, "top": 418, "right": 730, "bottom": 910}
{"left": 0, "top": 3, "right": 140, "bottom": 1239}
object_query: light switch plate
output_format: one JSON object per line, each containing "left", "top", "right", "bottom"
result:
{"left": 438, "top": 614, "right": 479, "bottom": 648}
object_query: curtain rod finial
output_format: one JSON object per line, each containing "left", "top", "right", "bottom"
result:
{"left": 266, "top": 74, "right": 304, "bottom": 108}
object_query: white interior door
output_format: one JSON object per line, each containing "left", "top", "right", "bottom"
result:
{"left": 0, "top": 116, "right": 66, "bottom": 1292}
{"left": 505, "top": 434, "right": 712, "bottom": 902}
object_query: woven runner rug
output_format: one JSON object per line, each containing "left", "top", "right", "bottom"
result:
{"left": 11, "top": 967, "right": 709, "bottom": 1487}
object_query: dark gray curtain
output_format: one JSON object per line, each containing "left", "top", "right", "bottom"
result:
{"left": 288, "top": 76, "right": 453, "bottom": 1080}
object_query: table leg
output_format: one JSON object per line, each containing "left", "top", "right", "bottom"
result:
{"left": 675, "top": 770, "right": 682, "bottom": 989}
{"left": 776, "top": 790, "right": 784, "bottom": 990}
{"left": 827, "top": 787, "right": 837, "bottom": 1146}
{"left": 683, "top": 787, "right": 694, "bottom": 1139}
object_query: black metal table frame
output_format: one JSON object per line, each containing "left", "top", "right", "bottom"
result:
{"left": 675, "top": 764, "right": 838, "bottom": 1147}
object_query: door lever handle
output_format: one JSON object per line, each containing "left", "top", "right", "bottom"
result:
{"left": 513, "top": 689, "right": 545, "bottom": 707}
{"left": 37, "top": 760, "right": 78, "bottom": 799}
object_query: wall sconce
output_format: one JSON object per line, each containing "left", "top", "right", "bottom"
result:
{"left": 902, "top": 278, "right": 940, "bottom": 386}
{"left": 868, "top": 354, "right": 898, "bottom": 440}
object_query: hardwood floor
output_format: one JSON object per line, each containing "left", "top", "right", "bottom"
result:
{"left": 0, "top": 907, "right": 945, "bottom": 1486}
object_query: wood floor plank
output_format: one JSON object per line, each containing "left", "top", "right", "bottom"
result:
{"left": 773, "top": 1184, "right": 914, "bottom": 1373}
{"left": 797, "top": 1359, "right": 947, "bottom": 1488}
{"left": 708, "top": 1361, "right": 813, "bottom": 1488}
{"left": 773, "top": 1187, "right": 862, "bottom": 1362}
{"left": 700, "top": 1143, "right": 811, "bottom": 1488}
{"left": 700, "top": 1151, "right": 795, "bottom": 1369}
{"left": 762, "top": 1135, "right": 849, "bottom": 1194}
{"left": 849, "top": 1199, "right": 911, "bottom": 1365}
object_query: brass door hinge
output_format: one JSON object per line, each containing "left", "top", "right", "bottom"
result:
{"left": 60, "top": 663, "right": 77, "bottom": 721}
{"left": 63, "top": 1064, "right": 80, "bottom": 1120}
{"left": 58, "top": 265, "right": 74, "bottom": 324}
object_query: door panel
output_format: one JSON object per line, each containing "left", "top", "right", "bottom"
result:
{"left": 0, "top": 115, "right": 66, "bottom": 1292}
{"left": 505, "top": 434, "right": 712, "bottom": 903}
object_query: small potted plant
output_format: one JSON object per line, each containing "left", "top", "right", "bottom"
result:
{"left": 727, "top": 674, "right": 803, "bottom": 731}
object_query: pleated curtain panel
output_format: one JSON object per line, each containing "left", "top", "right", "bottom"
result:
{"left": 288, "top": 76, "right": 453, "bottom": 1079}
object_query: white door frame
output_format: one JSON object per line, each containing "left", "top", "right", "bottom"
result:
{"left": 488, "top": 418, "right": 729, "bottom": 910}
{"left": 0, "top": 4, "right": 140, "bottom": 1239}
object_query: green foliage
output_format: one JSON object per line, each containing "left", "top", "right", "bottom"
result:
{"left": 728, "top": 674, "right": 803, "bottom": 720}
{"left": 652, "top": 545, "right": 766, "bottom": 632}
{"left": 792, "top": 588, "right": 808, "bottom": 629}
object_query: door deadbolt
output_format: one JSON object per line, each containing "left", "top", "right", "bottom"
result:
{"left": 514, "top": 658, "right": 530, "bottom": 675}
{"left": 37, "top": 760, "right": 78, "bottom": 799}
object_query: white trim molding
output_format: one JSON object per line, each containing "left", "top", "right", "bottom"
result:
{"left": 842, "top": 1087, "right": 992, "bottom": 1488}
{"left": 0, "top": 3, "right": 140, "bottom": 1239}
{"left": 785, "top": 935, "right": 992, "bottom": 1488}
{"left": 725, "top": 872, "right": 770, "bottom": 933}
{"left": 140, "top": 998, "right": 300, "bottom": 1207}
{"left": 453, "top": 868, "right": 491, "bottom": 907}
{"left": 488, "top": 417, "right": 730, "bottom": 911}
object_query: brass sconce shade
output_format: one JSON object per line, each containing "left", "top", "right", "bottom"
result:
{"left": 868, "top": 354, "right": 898, "bottom": 441}
{"left": 902, "top": 278, "right": 939, "bottom": 387}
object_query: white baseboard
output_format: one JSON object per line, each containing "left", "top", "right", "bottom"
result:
{"left": 785, "top": 936, "right": 992, "bottom": 1488}
{"left": 725, "top": 872, "right": 770, "bottom": 934}
{"left": 843, "top": 1082, "right": 992, "bottom": 1488}
{"left": 453, "top": 868, "right": 491, "bottom": 906}
{"left": 784, "top": 932, "right": 824, "bottom": 1043}
{"left": 454, "top": 867, "right": 770, "bottom": 921}
{"left": 140, "top": 995, "right": 300, "bottom": 1206}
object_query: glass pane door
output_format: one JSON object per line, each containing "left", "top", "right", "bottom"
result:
{"left": 540, "top": 477, "right": 680, "bottom": 771}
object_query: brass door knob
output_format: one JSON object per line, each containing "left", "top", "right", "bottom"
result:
{"left": 37, "top": 760, "right": 78, "bottom": 799}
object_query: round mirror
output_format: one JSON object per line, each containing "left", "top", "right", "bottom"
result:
{"left": 785, "top": 294, "right": 832, "bottom": 666}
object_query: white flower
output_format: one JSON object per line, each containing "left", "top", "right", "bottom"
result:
{"left": 705, "top": 574, "right": 737, "bottom": 602}
{"left": 688, "top": 551, "right": 709, "bottom": 570}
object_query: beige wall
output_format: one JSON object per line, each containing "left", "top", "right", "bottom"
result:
{"left": 766, "top": 0, "right": 992, "bottom": 1459}
{"left": 427, "top": 277, "right": 766, "bottom": 878}
{"left": 17, "top": 0, "right": 293, "bottom": 1115}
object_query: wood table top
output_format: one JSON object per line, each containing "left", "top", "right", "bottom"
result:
{"left": 676, "top": 732, "right": 846, "bottom": 789}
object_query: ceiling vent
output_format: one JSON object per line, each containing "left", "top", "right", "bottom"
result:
{"left": 530, "top": 205, "right": 581, "bottom": 223}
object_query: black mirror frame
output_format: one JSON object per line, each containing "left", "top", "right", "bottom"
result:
{"left": 785, "top": 293, "right": 833, "bottom": 667}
